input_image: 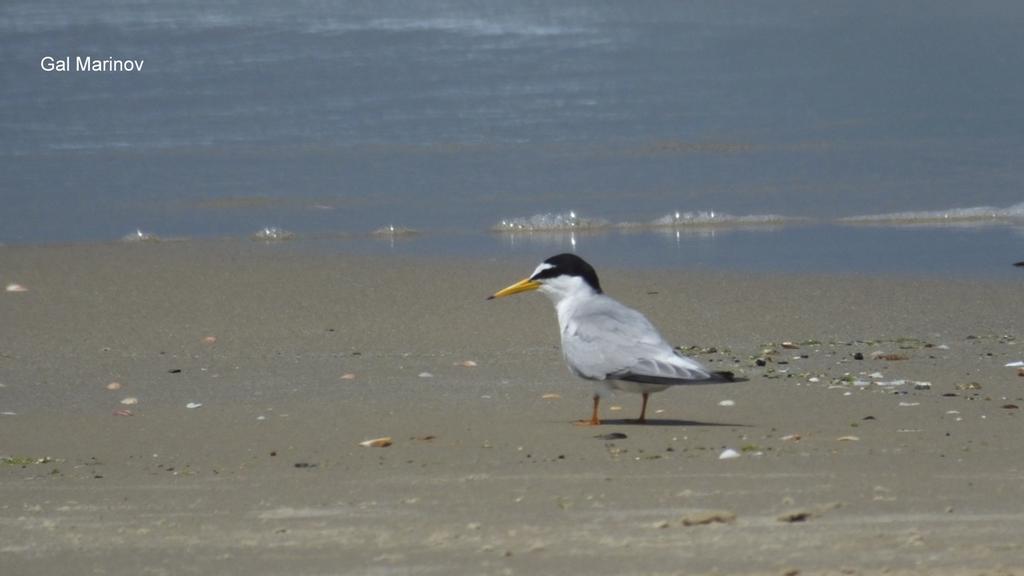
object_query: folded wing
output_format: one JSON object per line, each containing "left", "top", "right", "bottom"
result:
{"left": 561, "top": 295, "right": 716, "bottom": 385}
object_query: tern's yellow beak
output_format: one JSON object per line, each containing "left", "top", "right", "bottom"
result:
{"left": 488, "top": 277, "right": 541, "bottom": 300}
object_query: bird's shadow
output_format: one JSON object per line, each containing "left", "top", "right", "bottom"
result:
{"left": 594, "top": 418, "right": 750, "bottom": 428}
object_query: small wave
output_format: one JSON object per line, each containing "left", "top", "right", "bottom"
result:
{"left": 372, "top": 224, "right": 419, "bottom": 236}
{"left": 840, "top": 202, "right": 1024, "bottom": 225}
{"left": 121, "top": 229, "right": 160, "bottom": 243}
{"left": 492, "top": 211, "right": 610, "bottom": 233}
{"left": 308, "top": 17, "right": 581, "bottom": 38}
{"left": 631, "top": 211, "right": 798, "bottom": 228}
{"left": 251, "top": 227, "right": 295, "bottom": 241}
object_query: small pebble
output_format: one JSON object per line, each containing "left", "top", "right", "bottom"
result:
{"left": 5, "top": 283, "right": 28, "bottom": 293}
{"left": 837, "top": 435, "right": 860, "bottom": 442}
{"left": 718, "top": 448, "right": 741, "bottom": 460}
{"left": 202, "top": 336, "right": 217, "bottom": 344}
{"left": 778, "top": 510, "right": 813, "bottom": 523}
{"left": 718, "top": 399, "right": 735, "bottom": 407}
{"left": 456, "top": 360, "right": 478, "bottom": 367}
{"left": 120, "top": 397, "right": 139, "bottom": 405}
{"left": 608, "top": 405, "right": 623, "bottom": 412}
{"left": 541, "top": 393, "right": 561, "bottom": 400}
{"left": 418, "top": 372, "right": 433, "bottom": 378}
{"left": 112, "top": 409, "right": 133, "bottom": 417}
{"left": 106, "top": 382, "right": 122, "bottom": 391}
{"left": 186, "top": 402, "right": 203, "bottom": 409}
{"left": 340, "top": 373, "right": 356, "bottom": 380}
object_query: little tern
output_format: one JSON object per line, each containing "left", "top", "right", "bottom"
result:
{"left": 489, "top": 253, "right": 734, "bottom": 425}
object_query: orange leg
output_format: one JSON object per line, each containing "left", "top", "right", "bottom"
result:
{"left": 575, "top": 394, "right": 601, "bottom": 426}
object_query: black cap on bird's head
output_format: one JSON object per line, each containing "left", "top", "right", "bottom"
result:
{"left": 532, "top": 253, "right": 602, "bottom": 293}
{"left": 488, "top": 253, "right": 603, "bottom": 300}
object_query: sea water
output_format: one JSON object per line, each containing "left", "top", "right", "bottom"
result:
{"left": 2, "top": 1, "right": 1022, "bottom": 277}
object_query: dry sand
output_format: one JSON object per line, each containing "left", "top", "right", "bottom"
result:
{"left": 1, "top": 240, "right": 1022, "bottom": 575}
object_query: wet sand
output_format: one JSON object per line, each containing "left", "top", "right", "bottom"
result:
{"left": 1, "top": 241, "right": 1022, "bottom": 575}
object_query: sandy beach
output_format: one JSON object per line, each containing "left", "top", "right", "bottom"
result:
{"left": 1, "top": 240, "right": 1022, "bottom": 575}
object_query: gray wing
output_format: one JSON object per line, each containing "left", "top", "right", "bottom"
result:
{"left": 560, "top": 296, "right": 714, "bottom": 384}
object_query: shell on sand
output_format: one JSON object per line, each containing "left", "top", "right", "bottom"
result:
{"left": 360, "top": 437, "right": 393, "bottom": 448}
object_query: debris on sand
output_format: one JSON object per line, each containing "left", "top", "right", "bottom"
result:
{"left": 778, "top": 510, "right": 813, "bottom": 523}
{"left": 778, "top": 502, "right": 842, "bottom": 523}
{"left": 681, "top": 510, "right": 737, "bottom": 526}
{"left": 360, "top": 437, "right": 393, "bottom": 448}
{"left": 718, "top": 448, "right": 741, "bottom": 460}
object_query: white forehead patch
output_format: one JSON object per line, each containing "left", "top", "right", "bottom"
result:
{"left": 530, "top": 262, "right": 555, "bottom": 278}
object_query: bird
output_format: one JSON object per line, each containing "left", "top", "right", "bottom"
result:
{"left": 489, "top": 253, "right": 734, "bottom": 425}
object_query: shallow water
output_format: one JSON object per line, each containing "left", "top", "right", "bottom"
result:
{"left": 236, "top": 222, "right": 1023, "bottom": 280}
{"left": 2, "top": 1, "right": 1023, "bottom": 276}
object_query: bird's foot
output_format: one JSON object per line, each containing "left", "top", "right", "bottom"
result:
{"left": 574, "top": 419, "right": 601, "bottom": 427}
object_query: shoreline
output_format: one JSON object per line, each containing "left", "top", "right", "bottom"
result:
{"left": 4, "top": 223, "right": 1024, "bottom": 281}
{"left": 1, "top": 241, "right": 1022, "bottom": 574}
